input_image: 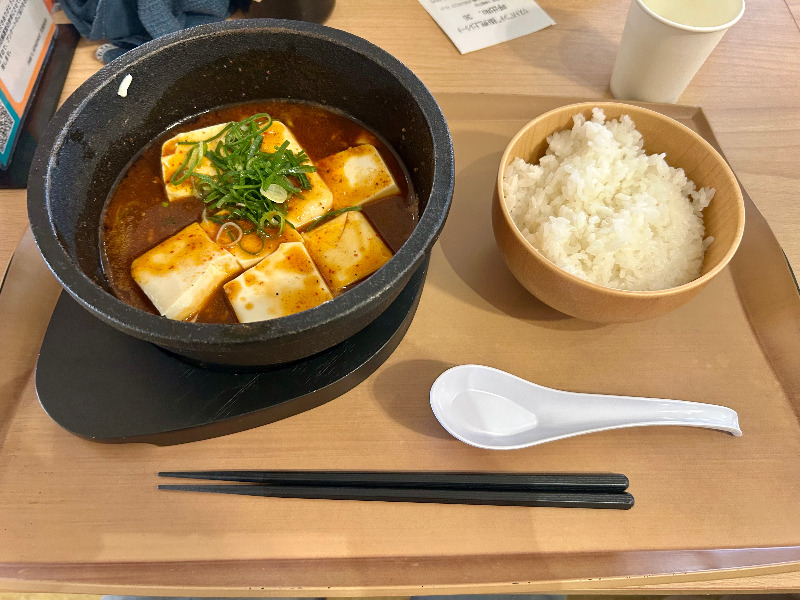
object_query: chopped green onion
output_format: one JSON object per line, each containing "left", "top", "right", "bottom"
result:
{"left": 167, "top": 112, "right": 314, "bottom": 235}
{"left": 304, "top": 205, "right": 363, "bottom": 231}
{"left": 238, "top": 234, "right": 266, "bottom": 256}
{"left": 262, "top": 183, "right": 288, "bottom": 203}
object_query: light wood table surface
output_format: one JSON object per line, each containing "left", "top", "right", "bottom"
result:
{"left": 2, "top": 0, "right": 800, "bottom": 594}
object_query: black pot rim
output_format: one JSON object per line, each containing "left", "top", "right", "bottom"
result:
{"left": 28, "top": 18, "right": 454, "bottom": 347}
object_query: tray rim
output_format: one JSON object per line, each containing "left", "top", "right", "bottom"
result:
{"left": 2, "top": 93, "right": 800, "bottom": 594}
{"left": 1, "top": 546, "right": 800, "bottom": 594}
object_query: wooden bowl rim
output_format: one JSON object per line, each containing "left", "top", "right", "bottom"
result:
{"left": 495, "top": 101, "right": 746, "bottom": 299}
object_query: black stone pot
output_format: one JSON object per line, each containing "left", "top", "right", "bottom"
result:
{"left": 28, "top": 19, "right": 454, "bottom": 368}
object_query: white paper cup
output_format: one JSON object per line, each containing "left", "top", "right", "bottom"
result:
{"left": 610, "top": 0, "right": 745, "bottom": 103}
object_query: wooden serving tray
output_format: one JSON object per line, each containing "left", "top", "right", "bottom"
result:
{"left": 1, "top": 94, "right": 799, "bottom": 594}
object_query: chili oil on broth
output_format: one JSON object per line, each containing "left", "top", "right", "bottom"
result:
{"left": 100, "top": 100, "right": 417, "bottom": 325}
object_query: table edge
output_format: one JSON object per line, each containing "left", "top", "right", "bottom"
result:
{"left": 1, "top": 547, "right": 799, "bottom": 595}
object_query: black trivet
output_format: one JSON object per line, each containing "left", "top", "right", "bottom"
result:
{"left": 35, "top": 257, "right": 427, "bottom": 445}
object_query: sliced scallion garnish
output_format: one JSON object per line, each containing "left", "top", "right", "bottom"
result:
{"left": 304, "top": 205, "right": 363, "bottom": 231}
{"left": 169, "top": 113, "right": 315, "bottom": 235}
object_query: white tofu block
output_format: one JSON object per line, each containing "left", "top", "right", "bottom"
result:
{"left": 161, "top": 123, "right": 229, "bottom": 201}
{"left": 200, "top": 214, "right": 303, "bottom": 269}
{"left": 259, "top": 120, "right": 333, "bottom": 228}
{"left": 224, "top": 242, "right": 333, "bottom": 323}
{"left": 259, "top": 119, "right": 305, "bottom": 154}
{"left": 286, "top": 171, "right": 334, "bottom": 228}
{"left": 131, "top": 222, "right": 242, "bottom": 321}
{"left": 302, "top": 211, "right": 393, "bottom": 293}
{"left": 315, "top": 144, "right": 401, "bottom": 210}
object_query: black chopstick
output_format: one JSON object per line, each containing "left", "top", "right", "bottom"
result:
{"left": 158, "top": 470, "right": 629, "bottom": 493}
{"left": 158, "top": 483, "right": 634, "bottom": 509}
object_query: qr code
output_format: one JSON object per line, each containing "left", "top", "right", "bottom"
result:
{"left": 0, "top": 101, "right": 13, "bottom": 155}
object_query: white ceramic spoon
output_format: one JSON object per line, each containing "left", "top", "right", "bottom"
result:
{"left": 430, "top": 365, "right": 742, "bottom": 450}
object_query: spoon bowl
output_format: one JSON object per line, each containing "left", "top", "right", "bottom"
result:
{"left": 430, "top": 365, "right": 742, "bottom": 450}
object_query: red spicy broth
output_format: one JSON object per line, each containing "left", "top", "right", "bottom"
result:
{"left": 100, "top": 100, "right": 417, "bottom": 324}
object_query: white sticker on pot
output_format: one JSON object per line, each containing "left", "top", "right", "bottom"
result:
{"left": 417, "top": 0, "right": 555, "bottom": 54}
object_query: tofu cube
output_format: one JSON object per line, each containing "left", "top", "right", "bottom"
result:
{"left": 161, "top": 123, "right": 229, "bottom": 201}
{"left": 131, "top": 222, "right": 242, "bottom": 321}
{"left": 302, "top": 211, "right": 393, "bottom": 293}
{"left": 286, "top": 171, "right": 334, "bottom": 228}
{"left": 315, "top": 144, "right": 401, "bottom": 210}
{"left": 259, "top": 120, "right": 333, "bottom": 228}
{"left": 200, "top": 214, "right": 303, "bottom": 269}
{"left": 224, "top": 242, "right": 333, "bottom": 323}
{"left": 259, "top": 119, "right": 305, "bottom": 155}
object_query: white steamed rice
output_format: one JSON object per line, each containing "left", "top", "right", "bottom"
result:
{"left": 503, "top": 108, "right": 714, "bottom": 291}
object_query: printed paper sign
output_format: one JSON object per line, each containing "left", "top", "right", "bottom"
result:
{"left": 0, "top": 0, "right": 54, "bottom": 168}
{"left": 418, "top": 0, "right": 555, "bottom": 54}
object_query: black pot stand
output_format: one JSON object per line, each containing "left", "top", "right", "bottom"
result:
{"left": 35, "top": 256, "right": 428, "bottom": 445}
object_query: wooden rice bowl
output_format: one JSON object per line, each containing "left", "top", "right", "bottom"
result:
{"left": 492, "top": 102, "right": 745, "bottom": 323}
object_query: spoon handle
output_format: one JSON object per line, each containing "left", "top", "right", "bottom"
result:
{"left": 559, "top": 392, "right": 743, "bottom": 437}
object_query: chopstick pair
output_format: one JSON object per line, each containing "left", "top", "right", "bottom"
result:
{"left": 158, "top": 470, "right": 634, "bottom": 509}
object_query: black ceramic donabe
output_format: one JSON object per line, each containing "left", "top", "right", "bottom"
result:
{"left": 27, "top": 20, "right": 454, "bottom": 368}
